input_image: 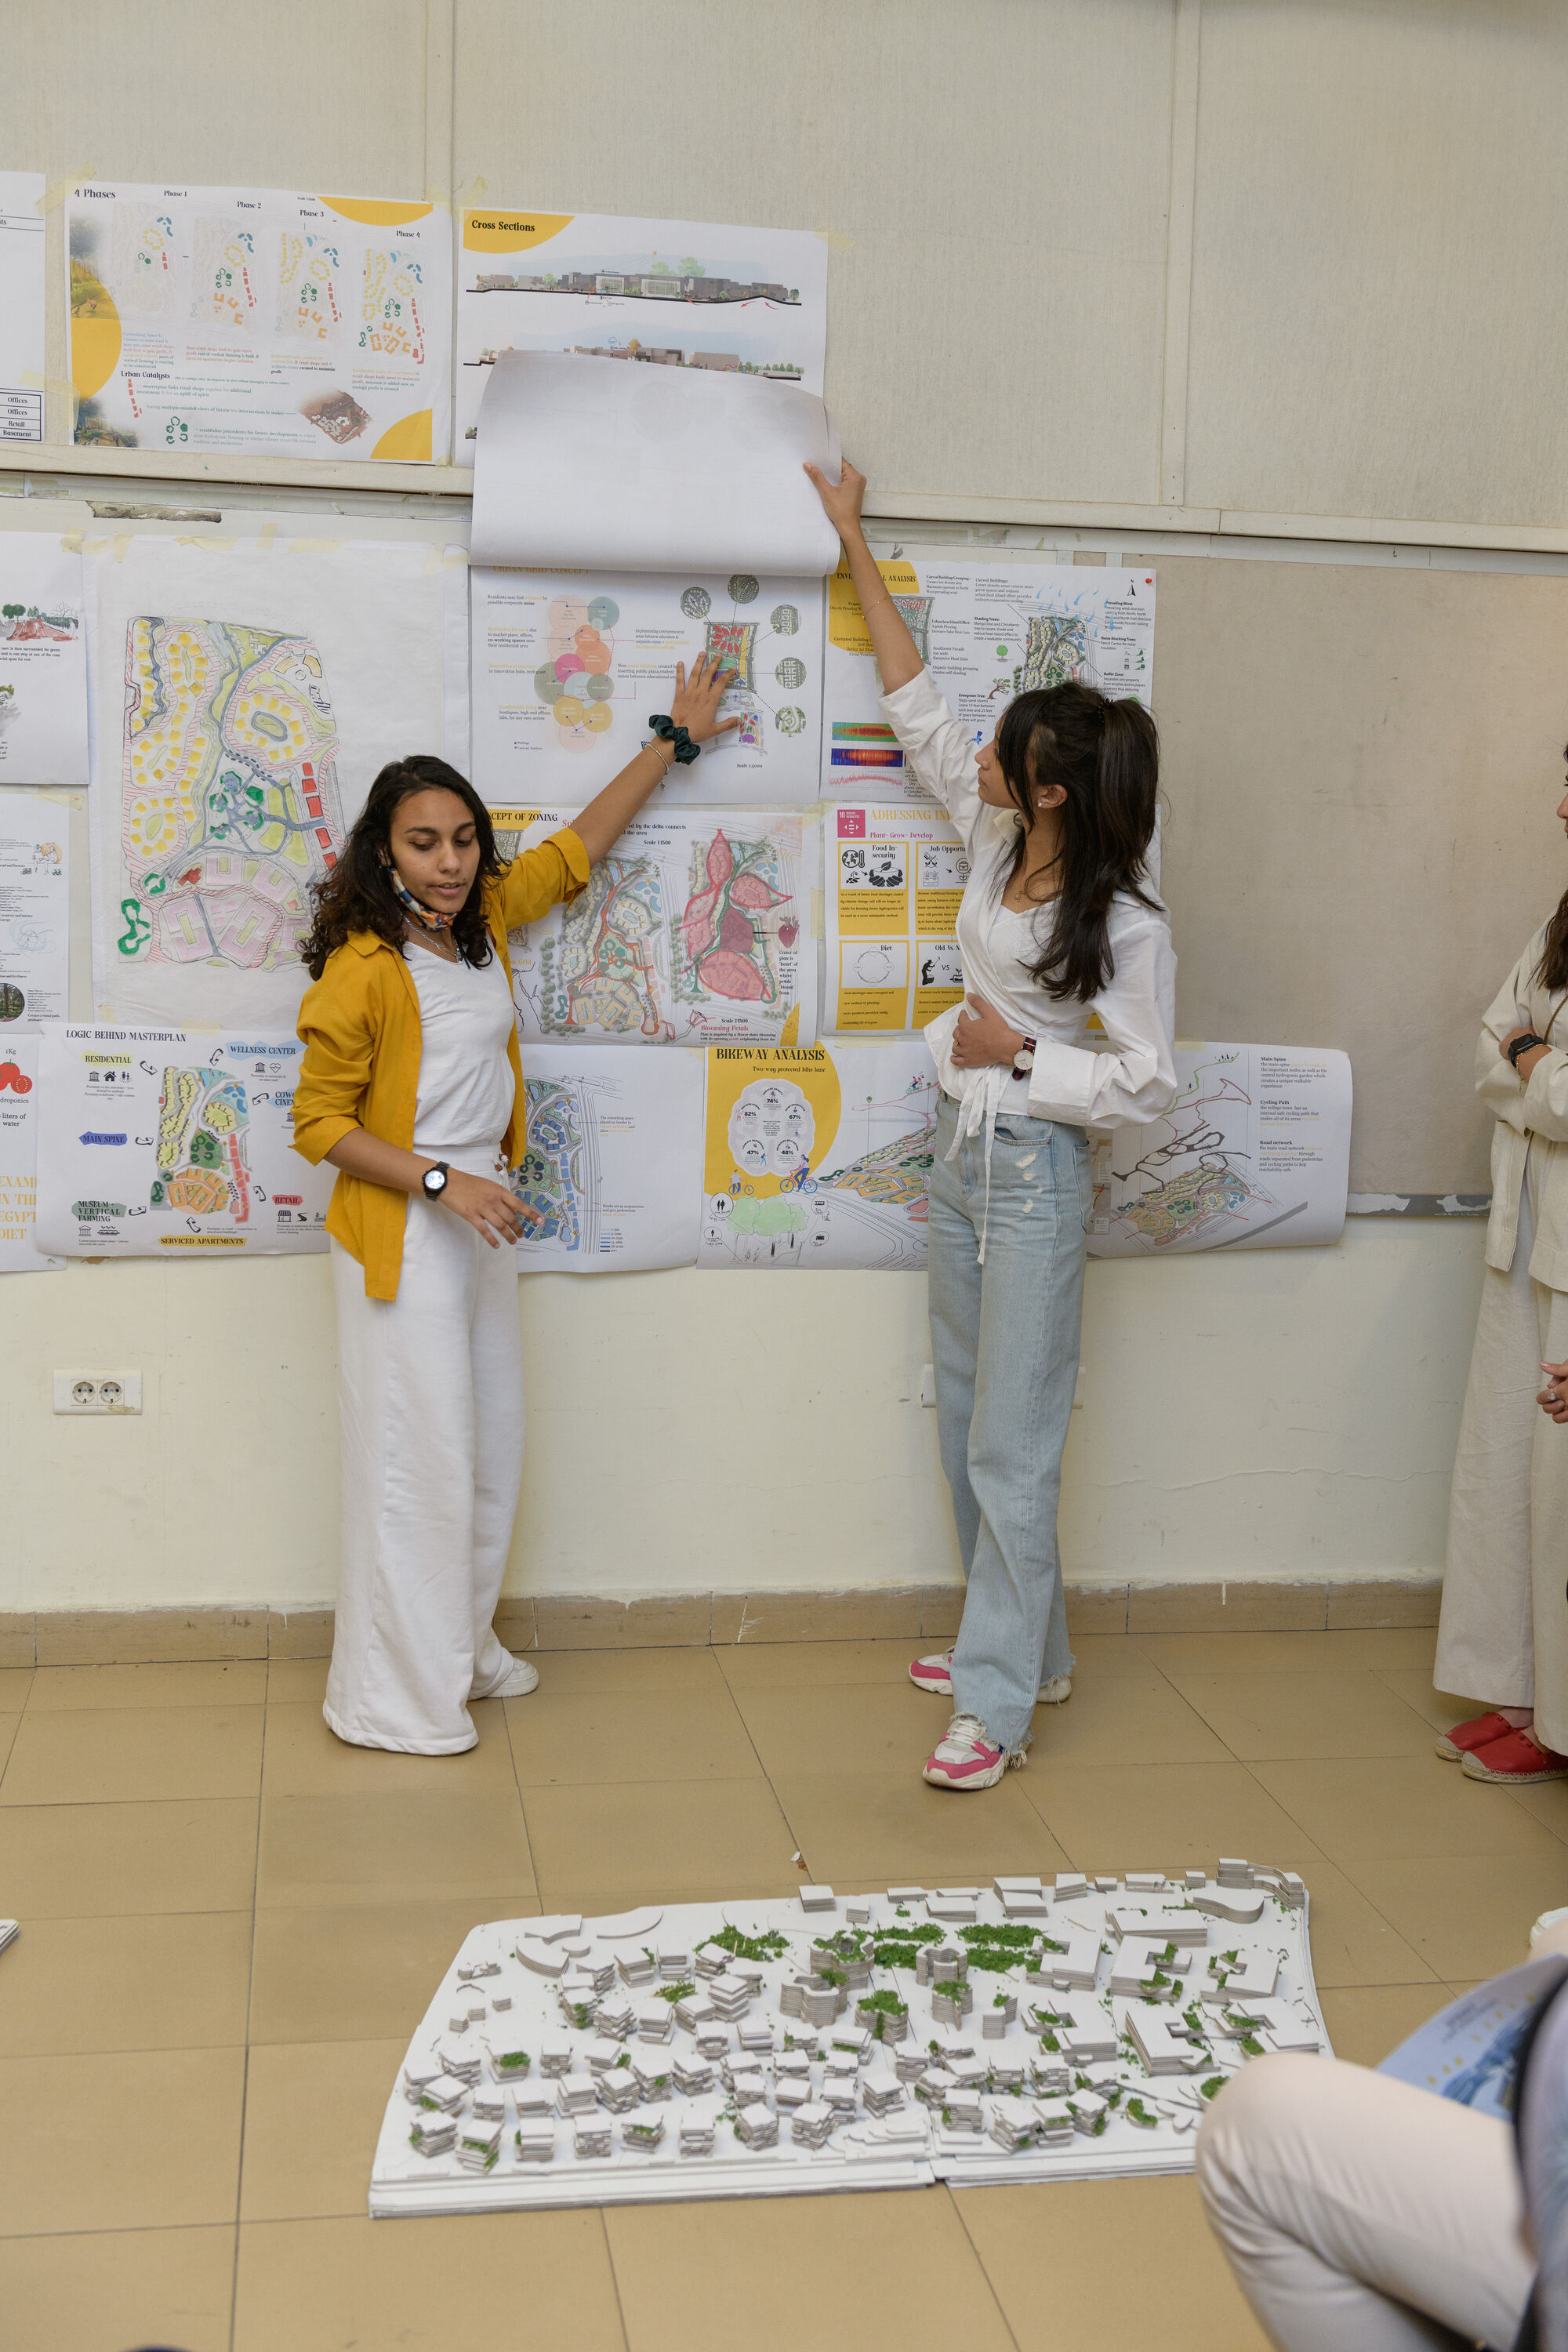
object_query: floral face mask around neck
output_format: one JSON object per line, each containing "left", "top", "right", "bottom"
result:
{"left": 383, "top": 858, "right": 454, "bottom": 934}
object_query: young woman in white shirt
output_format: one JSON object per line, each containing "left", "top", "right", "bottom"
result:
{"left": 807, "top": 459, "right": 1177, "bottom": 1791}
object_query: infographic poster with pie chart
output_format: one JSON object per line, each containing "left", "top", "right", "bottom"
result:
{"left": 826, "top": 802, "right": 968, "bottom": 1033}
{"left": 469, "top": 566, "right": 823, "bottom": 805}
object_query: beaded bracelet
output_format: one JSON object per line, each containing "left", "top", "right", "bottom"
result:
{"left": 648, "top": 713, "right": 701, "bottom": 766}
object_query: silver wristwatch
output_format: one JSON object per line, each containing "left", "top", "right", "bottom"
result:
{"left": 1011, "top": 1036, "right": 1037, "bottom": 1080}
{"left": 421, "top": 1161, "right": 450, "bottom": 1200}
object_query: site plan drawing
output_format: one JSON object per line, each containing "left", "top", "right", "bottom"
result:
{"left": 825, "top": 802, "right": 969, "bottom": 1033}
{"left": 510, "top": 1044, "right": 702, "bottom": 1272}
{"left": 471, "top": 568, "right": 823, "bottom": 805}
{"left": 0, "top": 172, "right": 45, "bottom": 443}
{"left": 372, "top": 1860, "right": 1326, "bottom": 2215}
{"left": 456, "top": 206, "right": 827, "bottom": 448}
{"left": 699, "top": 1040, "right": 938, "bottom": 1270}
{"left": 67, "top": 181, "right": 451, "bottom": 460}
{"left": 34, "top": 1029, "right": 335, "bottom": 1259}
{"left": 491, "top": 806, "right": 815, "bottom": 1049}
{"left": 1087, "top": 1042, "right": 1352, "bottom": 1258}
{"left": 824, "top": 557, "right": 1156, "bottom": 798}
{"left": 89, "top": 533, "right": 469, "bottom": 1030}
{"left": 0, "top": 535, "right": 90, "bottom": 784}
{"left": 0, "top": 794, "right": 68, "bottom": 1025}
{"left": 0, "top": 1036, "right": 62, "bottom": 1274}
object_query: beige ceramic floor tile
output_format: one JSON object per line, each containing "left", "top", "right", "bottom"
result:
{"left": 1319, "top": 1980, "right": 1457, "bottom": 2065}
{"left": 0, "top": 2223, "right": 236, "bottom": 2352}
{"left": 769, "top": 1766, "right": 1069, "bottom": 1884}
{"left": 1135, "top": 1628, "right": 1439, "bottom": 1674}
{"left": 952, "top": 2175, "right": 1269, "bottom": 2351}
{"left": 249, "top": 1892, "right": 537, "bottom": 2045}
{"left": 1370, "top": 1668, "right": 1490, "bottom": 1736}
{"left": 256, "top": 1788, "right": 535, "bottom": 1910}
{"left": 0, "top": 1795, "right": 258, "bottom": 1917}
{"left": 1250, "top": 1755, "right": 1567, "bottom": 1867}
{"left": 0, "top": 1910, "right": 252, "bottom": 2055}
{"left": 27, "top": 1660, "right": 267, "bottom": 1711}
{"left": 1342, "top": 1851, "right": 1568, "bottom": 1980}
{"left": 728, "top": 1678, "right": 950, "bottom": 1778}
{"left": 0, "top": 1714, "right": 19, "bottom": 1779}
{"left": 523, "top": 1777, "right": 797, "bottom": 1907}
{"left": 506, "top": 1682, "right": 763, "bottom": 1786}
{"left": 1291, "top": 1854, "right": 1436, "bottom": 1988}
{"left": 0, "top": 1668, "right": 33, "bottom": 1711}
{"left": 606, "top": 2185, "right": 1014, "bottom": 2352}
{"left": 1060, "top": 1632, "right": 1173, "bottom": 1679}
{"left": 1509, "top": 1780, "right": 1568, "bottom": 1843}
{"left": 260, "top": 1697, "right": 517, "bottom": 1797}
{"left": 1021, "top": 1758, "right": 1312, "bottom": 1875}
{"left": 240, "top": 2038, "right": 406, "bottom": 2220}
{"left": 719, "top": 1637, "right": 946, "bottom": 1690}
{"left": 0, "top": 2047, "right": 245, "bottom": 2234}
{"left": 1025, "top": 1674, "right": 1232, "bottom": 1766}
{"left": 267, "top": 1657, "right": 328, "bottom": 1703}
{"left": 0, "top": 1704, "right": 263, "bottom": 1807}
{"left": 532, "top": 1646, "right": 731, "bottom": 1695}
{"left": 234, "top": 2212, "right": 626, "bottom": 2351}
{"left": 1163, "top": 1668, "right": 1439, "bottom": 1761}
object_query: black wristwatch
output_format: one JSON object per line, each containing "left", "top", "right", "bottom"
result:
{"left": 421, "top": 1161, "right": 451, "bottom": 1200}
{"left": 1508, "top": 1033, "right": 1546, "bottom": 1071}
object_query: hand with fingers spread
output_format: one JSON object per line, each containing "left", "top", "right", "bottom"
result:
{"left": 438, "top": 1170, "right": 543, "bottom": 1250}
{"left": 669, "top": 649, "right": 743, "bottom": 747}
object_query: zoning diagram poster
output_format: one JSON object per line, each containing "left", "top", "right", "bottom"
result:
{"left": 698, "top": 1040, "right": 938, "bottom": 1270}
{"left": 824, "top": 558, "right": 1156, "bottom": 797}
{"left": 0, "top": 1035, "right": 62, "bottom": 1272}
{"left": 67, "top": 183, "right": 452, "bottom": 461}
{"left": 0, "top": 537, "right": 90, "bottom": 784}
{"left": 87, "top": 533, "right": 469, "bottom": 1030}
{"left": 491, "top": 805, "right": 816, "bottom": 1049}
{"left": 825, "top": 802, "right": 968, "bottom": 1033}
{"left": 34, "top": 1028, "right": 333, "bottom": 1259}
{"left": 510, "top": 1044, "right": 702, "bottom": 1272}
{"left": 0, "top": 172, "right": 45, "bottom": 443}
{"left": 457, "top": 206, "right": 827, "bottom": 450}
{"left": 1087, "top": 1042, "right": 1352, "bottom": 1258}
{"left": 471, "top": 568, "right": 823, "bottom": 806}
{"left": 0, "top": 794, "right": 67, "bottom": 1024}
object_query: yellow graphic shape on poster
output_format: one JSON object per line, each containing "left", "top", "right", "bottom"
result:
{"left": 464, "top": 212, "right": 576, "bottom": 254}
{"left": 372, "top": 409, "right": 434, "bottom": 461}
{"left": 836, "top": 941, "right": 908, "bottom": 1031}
{"left": 835, "top": 833, "right": 908, "bottom": 936}
{"left": 323, "top": 198, "right": 435, "bottom": 228}
{"left": 704, "top": 1047, "right": 841, "bottom": 1214}
{"left": 69, "top": 271, "right": 122, "bottom": 398}
{"left": 828, "top": 554, "right": 920, "bottom": 655}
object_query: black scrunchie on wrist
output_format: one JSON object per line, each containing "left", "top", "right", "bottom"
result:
{"left": 648, "top": 713, "right": 701, "bottom": 765}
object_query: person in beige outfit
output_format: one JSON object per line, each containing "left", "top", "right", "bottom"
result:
{"left": 1436, "top": 771, "right": 1568, "bottom": 1781}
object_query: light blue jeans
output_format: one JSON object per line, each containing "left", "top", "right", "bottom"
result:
{"left": 927, "top": 1091, "right": 1089, "bottom": 1752}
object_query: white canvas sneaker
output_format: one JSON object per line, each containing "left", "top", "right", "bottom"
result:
{"left": 909, "top": 1647, "right": 1071, "bottom": 1705}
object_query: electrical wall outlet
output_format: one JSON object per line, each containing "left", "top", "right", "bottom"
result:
{"left": 53, "top": 1372, "right": 143, "bottom": 1416}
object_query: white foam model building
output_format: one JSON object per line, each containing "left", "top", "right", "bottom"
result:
{"left": 370, "top": 1864, "right": 1329, "bottom": 2216}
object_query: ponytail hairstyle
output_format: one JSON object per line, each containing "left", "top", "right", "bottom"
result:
{"left": 1536, "top": 743, "right": 1568, "bottom": 992}
{"left": 297, "top": 755, "right": 505, "bottom": 981}
{"left": 996, "top": 682, "right": 1161, "bottom": 1003}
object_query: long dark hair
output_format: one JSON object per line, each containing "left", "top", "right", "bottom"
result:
{"left": 996, "top": 682, "right": 1161, "bottom": 1003}
{"left": 1537, "top": 742, "right": 1568, "bottom": 992}
{"left": 299, "top": 756, "right": 504, "bottom": 981}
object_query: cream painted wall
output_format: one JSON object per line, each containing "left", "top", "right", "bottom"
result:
{"left": 0, "top": 1219, "right": 1484, "bottom": 1613}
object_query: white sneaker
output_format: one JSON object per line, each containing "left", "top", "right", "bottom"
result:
{"left": 909, "top": 1647, "right": 1072, "bottom": 1706}
{"left": 477, "top": 1657, "right": 539, "bottom": 1700}
{"left": 922, "top": 1711, "right": 1032, "bottom": 1791}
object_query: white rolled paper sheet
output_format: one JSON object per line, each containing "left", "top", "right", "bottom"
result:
{"left": 470, "top": 350, "right": 843, "bottom": 575}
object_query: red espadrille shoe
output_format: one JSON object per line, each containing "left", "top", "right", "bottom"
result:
{"left": 1461, "top": 1728, "right": 1568, "bottom": 1785}
{"left": 1436, "top": 1710, "right": 1518, "bottom": 1762}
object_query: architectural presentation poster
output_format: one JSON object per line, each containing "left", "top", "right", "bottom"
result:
{"left": 511, "top": 1044, "right": 702, "bottom": 1272}
{"left": 1378, "top": 1955, "right": 1568, "bottom": 2122}
{"left": 470, "top": 568, "right": 824, "bottom": 805}
{"left": 0, "top": 795, "right": 68, "bottom": 1025}
{"left": 1087, "top": 1042, "right": 1353, "bottom": 1257}
{"left": 824, "top": 802, "right": 969, "bottom": 1033}
{"left": 0, "top": 1036, "right": 62, "bottom": 1272}
{"left": 0, "top": 537, "right": 91, "bottom": 785}
{"left": 87, "top": 533, "right": 469, "bottom": 1032}
{"left": 0, "top": 172, "right": 46, "bottom": 443}
{"left": 370, "top": 1860, "right": 1325, "bottom": 2215}
{"left": 456, "top": 205, "right": 827, "bottom": 450}
{"left": 67, "top": 182, "right": 452, "bottom": 461}
{"left": 34, "top": 1028, "right": 333, "bottom": 1259}
{"left": 698, "top": 1039, "right": 938, "bottom": 1270}
{"left": 824, "top": 558, "right": 1157, "bottom": 796}
{"left": 490, "top": 805, "right": 816, "bottom": 1049}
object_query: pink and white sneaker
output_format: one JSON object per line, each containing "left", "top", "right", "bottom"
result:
{"left": 909, "top": 1649, "right": 1072, "bottom": 1706}
{"left": 922, "top": 1711, "right": 1032, "bottom": 1791}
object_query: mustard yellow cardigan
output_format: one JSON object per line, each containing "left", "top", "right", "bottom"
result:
{"left": 291, "top": 829, "right": 589, "bottom": 1299}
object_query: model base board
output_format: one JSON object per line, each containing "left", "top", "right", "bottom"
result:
{"left": 371, "top": 1864, "right": 1327, "bottom": 2215}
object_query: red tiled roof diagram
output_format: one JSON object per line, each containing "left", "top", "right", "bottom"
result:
{"left": 677, "top": 829, "right": 793, "bottom": 1007}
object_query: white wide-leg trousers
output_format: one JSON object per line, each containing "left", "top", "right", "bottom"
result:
{"left": 325, "top": 1178, "right": 524, "bottom": 1754}
{"left": 1196, "top": 2053, "right": 1534, "bottom": 2352}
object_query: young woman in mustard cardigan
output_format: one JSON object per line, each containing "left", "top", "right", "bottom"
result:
{"left": 292, "top": 655, "right": 737, "bottom": 1753}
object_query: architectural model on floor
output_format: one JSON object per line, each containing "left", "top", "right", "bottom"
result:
{"left": 371, "top": 1862, "right": 1327, "bottom": 2215}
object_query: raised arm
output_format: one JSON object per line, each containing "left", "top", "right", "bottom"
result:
{"left": 569, "top": 652, "right": 739, "bottom": 866}
{"left": 803, "top": 458, "right": 923, "bottom": 695}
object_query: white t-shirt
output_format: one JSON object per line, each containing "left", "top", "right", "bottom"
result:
{"left": 880, "top": 666, "right": 1177, "bottom": 1131}
{"left": 407, "top": 942, "right": 517, "bottom": 1155}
